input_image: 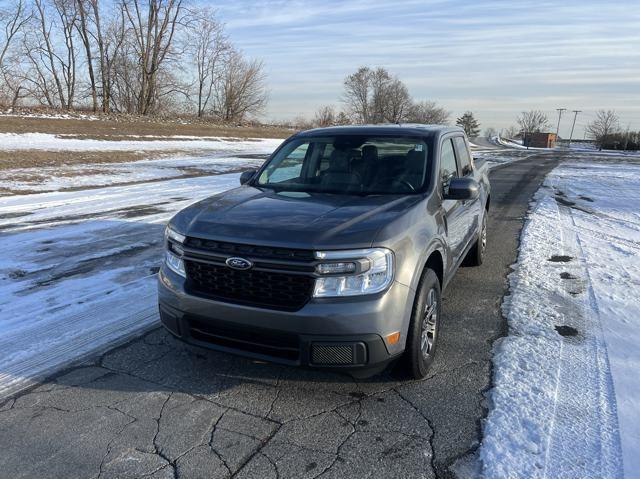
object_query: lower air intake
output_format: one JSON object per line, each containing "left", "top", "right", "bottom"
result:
{"left": 311, "top": 343, "right": 367, "bottom": 365}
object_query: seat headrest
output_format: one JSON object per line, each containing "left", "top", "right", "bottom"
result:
{"left": 329, "top": 149, "right": 350, "bottom": 172}
{"left": 362, "top": 145, "right": 379, "bottom": 162}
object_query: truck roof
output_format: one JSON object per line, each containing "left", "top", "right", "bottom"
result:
{"left": 295, "top": 124, "right": 464, "bottom": 138}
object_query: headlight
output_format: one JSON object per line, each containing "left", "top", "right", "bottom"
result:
{"left": 164, "top": 225, "right": 185, "bottom": 244}
{"left": 164, "top": 225, "right": 186, "bottom": 277}
{"left": 313, "top": 248, "right": 394, "bottom": 297}
{"left": 165, "top": 251, "right": 186, "bottom": 277}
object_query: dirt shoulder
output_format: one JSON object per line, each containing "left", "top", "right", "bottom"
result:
{"left": 0, "top": 115, "right": 293, "bottom": 139}
{"left": 0, "top": 150, "right": 165, "bottom": 171}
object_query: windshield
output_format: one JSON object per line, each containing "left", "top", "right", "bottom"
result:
{"left": 256, "top": 135, "right": 431, "bottom": 195}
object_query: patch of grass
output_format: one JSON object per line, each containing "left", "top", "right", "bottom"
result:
{"left": 0, "top": 115, "right": 293, "bottom": 139}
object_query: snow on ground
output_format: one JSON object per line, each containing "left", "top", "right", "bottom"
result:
{"left": 0, "top": 110, "right": 100, "bottom": 121}
{"left": 0, "top": 133, "right": 280, "bottom": 193}
{"left": 0, "top": 132, "right": 282, "bottom": 152}
{"left": 0, "top": 173, "right": 243, "bottom": 398}
{"left": 480, "top": 160, "right": 640, "bottom": 478}
{"left": 0, "top": 133, "right": 283, "bottom": 398}
{"left": 0, "top": 153, "right": 267, "bottom": 192}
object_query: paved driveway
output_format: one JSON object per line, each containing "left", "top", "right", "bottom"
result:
{"left": 0, "top": 156, "right": 558, "bottom": 479}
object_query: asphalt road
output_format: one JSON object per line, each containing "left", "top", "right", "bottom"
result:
{"left": 0, "top": 155, "right": 559, "bottom": 479}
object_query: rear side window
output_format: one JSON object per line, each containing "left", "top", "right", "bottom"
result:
{"left": 454, "top": 136, "right": 473, "bottom": 176}
{"left": 440, "top": 139, "right": 458, "bottom": 193}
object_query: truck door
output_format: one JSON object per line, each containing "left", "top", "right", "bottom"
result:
{"left": 439, "top": 138, "right": 467, "bottom": 265}
{"left": 453, "top": 136, "right": 481, "bottom": 252}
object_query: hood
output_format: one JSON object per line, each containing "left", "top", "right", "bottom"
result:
{"left": 171, "top": 186, "right": 421, "bottom": 250}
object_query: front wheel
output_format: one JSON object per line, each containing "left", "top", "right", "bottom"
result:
{"left": 402, "top": 269, "right": 441, "bottom": 379}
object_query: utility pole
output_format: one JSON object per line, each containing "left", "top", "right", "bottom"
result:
{"left": 568, "top": 110, "right": 581, "bottom": 147}
{"left": 556, "top": 108, "right": 567, "bottom": 137}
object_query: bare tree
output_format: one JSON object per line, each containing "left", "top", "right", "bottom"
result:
{"left": 188, "top": 7, "right": 229, "bottom": 117}
{"left": 405, "top": 101, "right": 450, "bottom": 124}
{"left": 384, "top": 78, "right": 411, "bottom": 123}
{"left": 0, "top": 0, "right": 271, "bottom": 119}
{"left": 517, "top": 110, "right": 550, "bottom": 134}
{"left": 586, "top": 110, "right": 619, "bottom": 150}
{"left": 343, "top": 66, "right": 371, "bottom": 123}
{"left": 484, "top": 127, "right": 497, "bottom": 139}
{"left": 313, "top": 105, "right": 336, "bottom": 127}
{"left": 335, "top": 111, "right": 350, "bottom": 125}
{"left": 503, "top": 125, "right": 519, "bottom": 139}
{"left": 0, "top": 0, "right": 30, "bottom": 70}
{"left": 75, "top": 0, "right": 98, "bottom": 111}
{"left": 214, "top": 50, "right": 267, "bottom": 122}
{"left": 0, "top": 0, "right": 32, "bottom": 106}
{"left": 121, "top": 0, "right": 188, "bottom": 114}
{"left": 343, "top": 66, "right": 411, "bottom": 124}
{"left": 29, "top": 0, "right": 79, "bottom": 109}
{"left": 368, "top": 67, "right": 390, "bottom": 123}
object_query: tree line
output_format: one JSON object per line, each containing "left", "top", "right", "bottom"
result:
{"left": 303, "top": 65, "right": 483, "bottom": 137}
{"left": 0, "top": 0, "right": 268, "bottom": 121}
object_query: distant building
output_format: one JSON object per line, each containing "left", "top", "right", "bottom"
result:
{"left": 523, "top": 132, "right": 557, "bottom": 148}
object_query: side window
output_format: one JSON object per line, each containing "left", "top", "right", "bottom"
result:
{"left": 440, "top": 139, "right": 458, "bottom": 194}
{"left": 454, "top": 136, "right": 473, "bottom": 176}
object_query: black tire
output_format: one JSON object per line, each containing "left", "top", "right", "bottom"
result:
{"left": 402, "top": 268, "right": 441, "bottom": 379}
{"left": 465, "top": 211, "right": 487, "bottom": 266}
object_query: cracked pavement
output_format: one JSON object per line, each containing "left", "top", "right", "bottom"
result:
{"left": 0, "top": 156, "right": 559, "bottom": 478}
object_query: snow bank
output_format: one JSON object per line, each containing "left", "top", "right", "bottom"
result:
{"left": 481, "top": 161, "right": 640, "bottom": 478}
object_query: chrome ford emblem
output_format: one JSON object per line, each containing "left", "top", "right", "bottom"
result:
{"left": 225, "top": 257, "right": 253, "bottom": 270}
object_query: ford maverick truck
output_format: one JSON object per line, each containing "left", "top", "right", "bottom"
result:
{"left": 158, "top": 125, "right": 490, "bottom": 378}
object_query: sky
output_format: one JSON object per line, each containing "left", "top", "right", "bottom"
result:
{"left": 212, "top": 0, "right": 640, "bottom": 137}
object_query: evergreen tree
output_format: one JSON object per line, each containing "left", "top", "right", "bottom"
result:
{"left": 456, "top": 111, "right": 481, "bottom": 137}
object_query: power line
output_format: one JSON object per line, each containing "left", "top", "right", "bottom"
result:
{"left": 568, "top": 110, "right": 582, "bottom": 146}
{"left": 556, "top": 108, "right": 567, "bottom": 137}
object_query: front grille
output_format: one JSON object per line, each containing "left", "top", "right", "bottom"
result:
{"left": 185, "top": 260, "right": 314, "bottom": 311}
{"left": 188, "top": 317, "right": 300, "bottom": 362}
{"left": 184, "top": 238, "right": 315, "bottom": 262}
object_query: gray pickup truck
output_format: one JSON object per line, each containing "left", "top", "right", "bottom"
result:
{"left": 158, "top": 125, "right": 490, "bottom": 378}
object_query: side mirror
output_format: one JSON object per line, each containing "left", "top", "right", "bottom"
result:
{"left": 239, "top": 169, "right": 257, "bottom": 185}
{"left": 444, "top": 177, "right": 479, "bottom": 200}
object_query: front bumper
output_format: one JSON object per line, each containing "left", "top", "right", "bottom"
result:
{"left": 157, "top": 265, "right": 415, "bottom": 372}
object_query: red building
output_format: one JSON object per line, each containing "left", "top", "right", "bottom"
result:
{"left": 524, "top": 132, "right": 557, "bottom": 148}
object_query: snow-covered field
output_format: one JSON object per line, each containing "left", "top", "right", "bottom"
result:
{"left": 0, "top": 153, "right": 268, "bottom": 193}
{"left": 0, "top": 133, "right": 281, "bottom": 193}
{"left": 481, "top": 160, "right": 640, "bottom": 478}
{"left": 0, "top": 132, "right": 284, "bottom": 398}
{"left": 0, "top": 132, "right": 281, "bottom": 152}
{"left": 0, "top": 174, "right": 252, "bottom": 398}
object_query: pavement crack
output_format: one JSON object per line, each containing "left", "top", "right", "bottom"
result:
{"left": 261, "top": 452, "right": 281, "bottom": 479}
{"left": 96, "top": 407, "right": 138, "bottom": 479}
{"left": 151, "top": 392, "right": 177, "bottom": 479}
{"left": 207, "top": 410, "right": 232, "bottom": 476}
{"left": 314, "top": 401, "right": 361, "bottom": 478}
{"left": 393, "top": 388, "right": 438, "bottom": 476}
{"left": 230, "top": 421, "right": 282, "bottom": 478}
